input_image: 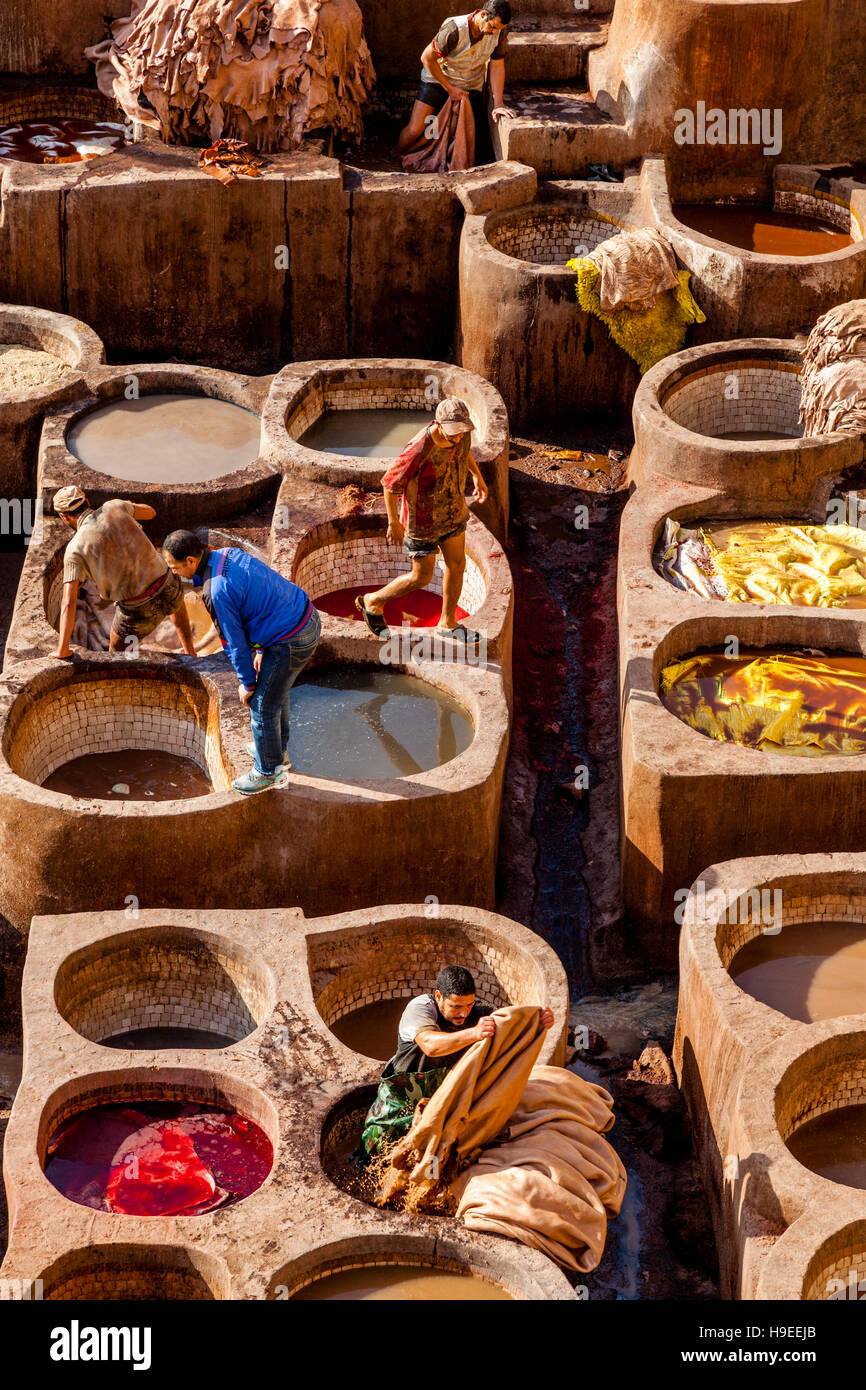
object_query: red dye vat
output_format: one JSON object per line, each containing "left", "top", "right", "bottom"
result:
{"left": 316, "top": 584, "right": 467, "bottom": 627}
{"left": 44, "top": 1102, "right": 272, "bottom": 1216}
{"left": 0, "top": 119, "right": 127, "bottom": 164}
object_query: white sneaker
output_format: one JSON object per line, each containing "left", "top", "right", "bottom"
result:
{"left": 246, "top": 742, "right": 292, "bottom": 769}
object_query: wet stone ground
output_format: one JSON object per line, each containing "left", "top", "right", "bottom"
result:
{"left": 497, "top": 422, "right": 719, "bottom": 1300}
{"left": 0, "top": 433, "right": 719, "bottom": 1297}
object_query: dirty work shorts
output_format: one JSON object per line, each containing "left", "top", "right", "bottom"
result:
{"left": 416, "top": 81, "right": 488, "bottom": 155}
{"left": 405, "top": 521, "right": 467, "bottom": 559}
{"left": 111, "top": 570, "right": 184, "bottom": 643}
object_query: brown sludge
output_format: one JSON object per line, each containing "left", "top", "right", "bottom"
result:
{"left": 328, "top": 997, "right": 409, "bottom": 1060}
{"left": 42, "top": 750, "right": 213, "bottom": 800}
{"left": 67, "top": 395, "right": 261, "bottom": 483}
{"left": 292, "top": 1266, "right": 512, "bottom": 1300}
{"left": 730, "top": 920, "right": 866, "bottom": 1023}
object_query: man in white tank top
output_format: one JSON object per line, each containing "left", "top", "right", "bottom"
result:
{"left": 396, "top": 1, "right": 514, "bottom": 161}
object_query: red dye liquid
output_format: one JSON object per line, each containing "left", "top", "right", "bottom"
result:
{"left": 45, "top": 1102, "right": 272, "bottom": 1216}
{"left": 0, "top": 119, "right": 127, "bottom": 164}
{"left": 316, "top": 584, "right": 467, "bottom": 627}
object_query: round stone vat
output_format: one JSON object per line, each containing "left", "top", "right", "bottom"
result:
{"left": 458, "top": 190, "right": 641, "bottom": 428}
{"left": 55, "top": 925, "right": 275, "bottom": 1049}
{"left": 757, "top": 1216, "right": 866, "bottom": 1301}
{"left": 777, "top": 1034, "right": 866, "bottom": 1190}
{"left": 38, "top": 364, "right": 278, "bottom": 532}
{"left": 0, "top": 84, "right": 125, "bottom": 139}
{"left": 0, "top": 84, "right": 127, "bottom": 167}
{"left": 0, "top": 647, "right": 509, "bottom": 929}
{"left": 801, "top": 1220, "right": 866, "bottom": 1301}
{"left": 267, "top": 1232, "right": 576, "bottom": 1301}
{"left": 37, "top": 1069, "right": 278, "bottom": 1217}
{"left": 0, "top": 304, "right": 105, "bottom": 498}
{"left": 36, "top": 1243, "right": 230, "bottom": 1300}
{"left": 262, "top": 359, "right": 510, "bottom": 542}
{"left": 308, "top": 907, "right": 568, "bottom": 1064}
{"left": 650, "top": 159, "right": 866, "bottom": 339}
{"left": 631, "top": 339, "right": 862, "bottom": 502}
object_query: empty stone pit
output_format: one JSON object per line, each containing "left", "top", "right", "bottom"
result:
{"left": 55, "top": 926, "right": 275, "bottom": 1050}
{"left": 35, "top": 1244, "right": 230, "bottom": 1300}
{"left": 458, "top": 187, "right": 641, "bottom": 426}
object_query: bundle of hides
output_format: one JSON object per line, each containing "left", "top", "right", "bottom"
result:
{"left": 374, "top": 1005, "right": 626, "bottom": 1272}
{"left": 401, "top": 94, "right": 474, "bottom": 173}
{"left": 657, "top": 516, "right": 866, "bottom": 609}
{"left": 568, "top": 228, "right": 705, "bottom": 374}
{"left": 799, "top": 300, "right": 866, "bottom": 437}
{"left": 86, "top": 0, "right": 376, "bottom": 151}
{"left": 660, "top": 648, "right": 866, "bottom": 757}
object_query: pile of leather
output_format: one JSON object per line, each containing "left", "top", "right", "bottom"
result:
{"left": 374, "top": 1006, "right": 627, "bottom": 1273}
{"left": 799, "top": 300, "right": 866, "bottom": 437}
{"left": 86, "top": 0, "right": 376, "bottom": 151}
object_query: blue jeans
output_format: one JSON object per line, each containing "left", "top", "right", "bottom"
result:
{"left": 249, "top": 607, "right": 321, "bottom": 775}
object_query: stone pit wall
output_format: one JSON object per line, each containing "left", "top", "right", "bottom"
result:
{"left": 0, "top": 904, "right": 572, "bottom": 1301}
{"left": 674, "top": 854, "right": 866, "bottom": 1301}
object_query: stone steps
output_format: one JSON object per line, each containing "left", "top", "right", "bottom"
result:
{"left": 493, "top": 82, "right": 631, "bottom": 178}
{"left": 506, "top": 18, "right": 609, "bottom": 84}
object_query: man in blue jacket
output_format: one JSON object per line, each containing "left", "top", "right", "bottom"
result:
{"left": 162, "top": 531, "right": 321, "bottom": 795}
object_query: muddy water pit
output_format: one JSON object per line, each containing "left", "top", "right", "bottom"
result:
{"left": 67, "top": 395, "right": 261, "bottom": 483}
{"left": 0, "top": 120, "right": 127, "bottom": 164}
{"left": 101, "top": 1027, "right": 237, "bottom": 1050}
{"left": 731, "top": 921, "right": 866, "bottom": 1023}
{"left": 293, "top": 1267, "right": 512, "bottom": 1300}
{"left": 300, "top": 409, "right": 430, "bottom": 457}
{"left": 42, "top": 749, "right": 213, "bottom": 800}
{"left": 44, "top": 1101, "right": 272, "bottom": 1215}
{"left": 672, "top": 203, "right": 855, "bottom": 255}
{"left": 787, "top": 1105, "right": 866, "bottom": 1188}
{"left": 329, "top": 996, "right": 408, "bottom": 1059}
{"left": 286, "top": 668, "right": 473, "bottom": 779}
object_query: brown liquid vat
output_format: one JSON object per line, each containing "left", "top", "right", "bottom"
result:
{"left": 38, "top": 363, "right": 280, "bottom": 534}
{"left": 1, "top": 903, "right": 572, "bottom": 1300}
{"left": 674, "top": 852, "right": 866, "bottom": 1299}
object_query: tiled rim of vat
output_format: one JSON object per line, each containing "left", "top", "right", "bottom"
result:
{"left": 31, "top": 1242, "right": 233, "bottom": 1300}
{"left": 0, "top": 303, "right": 105, "bottom": 408}
{"left": 273, "top": 502, "right": 513, "bottom": 661}
{"left": 672, "top": 854, "right": 866, "bottom": 1300}
{"left": 259, "top": 359, "right": 510, "bottom": 527}
{"left": 650, "top": 161, "right": 866, "bottom": 265}
{"left": 756, "top": 1205, "right": 866, "bottom": 1301}
{"left": 0, "top": 86, "right": 130, "bottom": 166}
{"left": 472, "top": 198, "right": 636, "bottom": 272}
{"left": 0, "top": 904, "right": 570, "bottom": 1299}
{"left": 36, "top": 363, "right": 280, "bottom": 525}
{"left": 631, "top": 338, "right": 860, "bottom": 495}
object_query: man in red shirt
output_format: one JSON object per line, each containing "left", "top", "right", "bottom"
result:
{"left": 356, "top": 397, "right": 488, "bottom": 646}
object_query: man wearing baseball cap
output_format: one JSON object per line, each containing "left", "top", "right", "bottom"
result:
{"left": 356, "top": 396, "right": 488, "bottom": 645}
{"left": 53, "top": 486, "right": 195, "bottom": 659}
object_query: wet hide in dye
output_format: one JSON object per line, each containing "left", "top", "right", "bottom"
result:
{"left": 657, "top": 518, "right": 866, "bottom": 609}
{"left": 585, "top": 228, "right": 680, "bottom": 315}
{"left": 452, "top": 1066, "right": 627, "bottom": 1273}
{"left": 660, "top": 649, "right": 866, "bottom": 756}
{"left": 375, "top": 1005, "right": 626, "bottom": 1271}
{"left": 86, "top": 0, "right": 376, "bottom": 150}
{"left": 401, "top": 95, "right": 475, "bottom": 172}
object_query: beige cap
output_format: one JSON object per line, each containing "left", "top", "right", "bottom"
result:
{"left": 53, "top": 485, "right": 88, "bottom": 515}
{"left": 435, "top": 397, "right": 474, "bottom": 436}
